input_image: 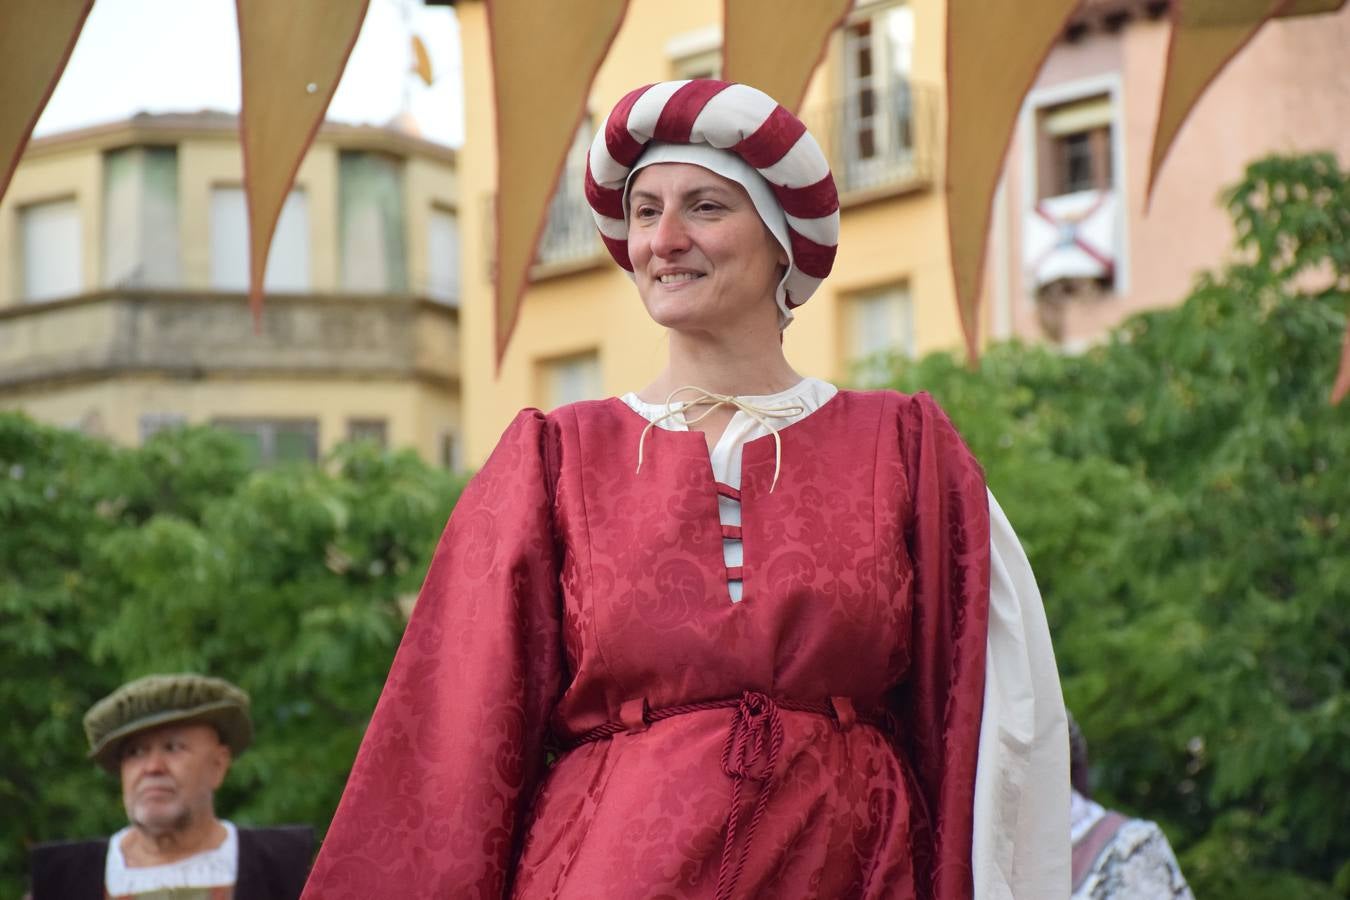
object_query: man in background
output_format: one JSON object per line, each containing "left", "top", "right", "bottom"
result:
{"left": 30, "top": 673, "right": 311, "bottom": 899}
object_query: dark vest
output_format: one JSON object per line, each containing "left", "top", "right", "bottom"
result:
{"left": 29, "top": 826, "right": 313, "bottom": 900}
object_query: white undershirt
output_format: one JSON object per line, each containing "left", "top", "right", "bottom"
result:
{"left": 105, "top": 820, "right": 238, "bottom": 896}
{"left": 620, "top": 378, "right": 1071, "bottom": 898}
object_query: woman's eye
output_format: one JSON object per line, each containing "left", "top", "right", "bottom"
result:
{"left": 634, "top": 206, "right": 659, "bottom": 219}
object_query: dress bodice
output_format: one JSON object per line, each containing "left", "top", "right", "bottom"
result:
{"left": 619, "top": 378, "right": 839, "bottom": 602}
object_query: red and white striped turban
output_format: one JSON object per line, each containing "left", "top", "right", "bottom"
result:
{"left": 585, "top": 80, "right": 839, "bottom": 326}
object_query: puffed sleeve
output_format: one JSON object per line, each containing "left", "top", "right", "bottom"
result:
{"left": 302, "top": 410, "right": 564, "bottom": 899}
{"left": 895, "top": 392, "right": 991, "bottom": 900}
{"left": 971, "top": 490, "right": 1070, "bottom": 899}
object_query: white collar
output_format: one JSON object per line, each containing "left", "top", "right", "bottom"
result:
{"left": 106, "top": 820, "right": 238, "bottom": 894}
{"left": 621, "top": 377, "right": 836, "bottom": 428}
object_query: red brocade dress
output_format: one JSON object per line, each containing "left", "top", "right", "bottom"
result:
{"left": 303, "top": 389, "right": 998, "bottom": 899}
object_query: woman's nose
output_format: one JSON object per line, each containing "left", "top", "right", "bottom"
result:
{"left": 650, "top": 210, "right": 690, "bottom": 258}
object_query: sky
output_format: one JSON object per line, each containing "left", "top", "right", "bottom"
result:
{"left": 35, "top": 0, "right": 465, "bottom": 147}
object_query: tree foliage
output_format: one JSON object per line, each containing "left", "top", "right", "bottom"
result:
{"left": 0, "top": 427, "right": 462, "bottom": 896}
{"left": 881, "top": 152, "right": 1349, "bottom": 898}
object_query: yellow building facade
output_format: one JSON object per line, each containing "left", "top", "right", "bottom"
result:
{"left": 0, "top": 112, "right": 464, "bottom": 467}
{"left": 456, "top": 0, "right": 970, "bottom": 465}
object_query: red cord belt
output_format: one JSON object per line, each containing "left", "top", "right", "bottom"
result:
{"left": 563, "top": 691, "right": 891, "bottom": 900}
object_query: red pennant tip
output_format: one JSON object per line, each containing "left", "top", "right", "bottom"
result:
{"left": 1331, "top": 324, "right": 1350, "bottom": 405}
{"left": 249, "top": 282, "right": 264, "bottom": 335}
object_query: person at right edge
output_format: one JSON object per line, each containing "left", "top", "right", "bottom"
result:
{"left": 1070, "top": 713, "right": 1194, "bottom": 899}
{"left": 302, "top": 79, "right": 1070, "bottom": 898}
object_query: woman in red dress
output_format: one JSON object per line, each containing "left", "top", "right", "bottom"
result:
{"left": 302, "top": 80, "right": 1069, "bottom": 899}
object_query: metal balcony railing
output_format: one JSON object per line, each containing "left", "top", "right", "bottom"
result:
{"left": 801, "top": 79, "right": 939, "bottom": 197}
{"left": 535, "top": 168, "right": 603, "bottom": 267}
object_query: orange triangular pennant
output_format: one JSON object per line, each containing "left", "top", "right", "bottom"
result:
{"left": 412, "top": 35, "right": 434, "bottom": 86}
{"left": 1146, "top": 0, "right": 1285, "bottom": 203}
{"left": 722, "top": 0, "right": 851, "bottom": 111}
{"left": 0, "top": 0, "right": 92, "bottom": 203}
{"left": 489, "top": 0, "right": 629, "bottom": 367}
{"left": 235, "top": 0, "right": 369, "bottom": 321}
{"left": 946, "top": 0, "right": 1080, "bottom": 363}
{"left": 1276, "top": 0, "right": 1347, "bottom": 16}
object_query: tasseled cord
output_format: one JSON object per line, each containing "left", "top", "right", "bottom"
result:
{"left": 635, "top": 385, "right": 806, "bottom": 492}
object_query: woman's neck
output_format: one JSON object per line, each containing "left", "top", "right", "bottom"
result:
{"left": 640, "top": 327, "right": 801, "bottom": 402}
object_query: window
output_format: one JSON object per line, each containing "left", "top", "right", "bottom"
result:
{"left": 839, "top": 3, "right": 915, "bottom": 192}
{"left": 538, "top": 351, "right": 602, "bottom": 410}
{"left": 139, "top": 413, "right": 187, "bottom": 442}
{"left": 673, "top": 50, "right": 721, "bottom": 81}
{"left": 212, "top": 418, "right": 319, "bottom": 466}
{"left": 438, "top": 429, "right": 460, "bottom": 471}
{"left": 339, "top": 151, "right": 408, "bottom": 292}
{"left": 667, "top": 25, "right": 723, "bottom": 80}
{"left": 1024, "top": 90, "right": 1121, "bottom": 294}
{"left": 210, "top": 187, "right": 310, "bottom": 291}
{"left": 426, "top": 206, "right": 459, "bottom": 303}
{"left": 103, "top": 146, "right": 181, "bottom": 288}
{"left": 1036, "top": 95, "right": 1113, "bottom": 199}
{"left": 843, "top": 283, "right": 914, "bottom": 385}
{"left": 536, "top": 119, "right": 601, "bottom": 267}
{"left": 347, "top": 418, "right": 388, "bottom": 448}
{"left": 20, "top": 198, "right": 81, "bottom": 301}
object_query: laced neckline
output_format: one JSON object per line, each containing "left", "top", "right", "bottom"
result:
{"left": 634, "top": 385, "right": 809, "bottom": 492}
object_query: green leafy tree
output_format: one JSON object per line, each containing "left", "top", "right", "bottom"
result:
{"left": 880, "top": 152, "right": 1349, "bottom": 898}
{"left": 0, "top": 426, "right": 462, "bottom": 896}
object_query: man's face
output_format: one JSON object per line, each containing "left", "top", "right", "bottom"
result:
{"left": 119, "top": 722, "right": 231, "bottom": 835}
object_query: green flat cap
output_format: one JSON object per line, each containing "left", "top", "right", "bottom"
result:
{"left": 84, "top": 673, "right": 253, "bottom": 774}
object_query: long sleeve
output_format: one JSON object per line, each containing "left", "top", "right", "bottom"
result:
{"left": 302, "top": 410, "right": 565, "bottom": 899}
{"left": 972, "top": 490, "right": 1071, "bottom": 899}
{"left": 896, "top": 392, "right": 992, "bottom": 900}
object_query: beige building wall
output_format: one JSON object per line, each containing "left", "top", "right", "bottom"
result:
{"left": 0, "top": 149, "right": 102, "bottom": 304}
{"left": 997, "top": 5, "right": 1350, "bottom": 347}
{"left": 0, "top": 115, "right": 462, "bottom": 466}
{"left": 2, "top": 375, "right": 457, "bottom": 456}
{"left": 176, "top": 139, "right": 342, "bottom": 292}
{"left": 458, "top": 0, "right": 963, "bottom": 465}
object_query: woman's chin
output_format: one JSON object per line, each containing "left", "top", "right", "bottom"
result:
{"left": 639, "top": 291, "right": 777, "bottom": 336}
{"left": 642, "top": 300, "right": 714, "bottom": 333}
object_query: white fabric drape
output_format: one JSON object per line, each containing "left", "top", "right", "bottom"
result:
{"left": 621, "top": 378, "right": 1070, "bottom": 897}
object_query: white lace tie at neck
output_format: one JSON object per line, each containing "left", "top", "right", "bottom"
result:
{"left": 635, "top": 385, "right": 806, "bottom": 492}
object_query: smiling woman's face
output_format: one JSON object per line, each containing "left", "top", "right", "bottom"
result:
{"left": 626, "top": 162, "right": 787, "bottom": 335}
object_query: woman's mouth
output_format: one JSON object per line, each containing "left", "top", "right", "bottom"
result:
{"left": 658, "top": 272, "right": 703, "bottom": 285}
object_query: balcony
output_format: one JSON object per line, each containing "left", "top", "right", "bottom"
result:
{"left": 535, "top": 169, "right": 605, "bottom": 270}
{"left": 801, "top": 79, "right": 940, "bottom": 201}
{"left": 0, "top": 290, "right": 459, "bottom": 391}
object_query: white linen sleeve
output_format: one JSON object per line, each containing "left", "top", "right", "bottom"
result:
{"left": 971, "top": 489, "right": 1071, "bottom": 899}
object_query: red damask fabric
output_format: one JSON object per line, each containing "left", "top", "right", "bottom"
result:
{"left": 301, "top": 390, "right": 990, "bottom": 899}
